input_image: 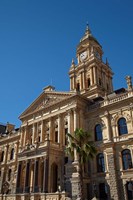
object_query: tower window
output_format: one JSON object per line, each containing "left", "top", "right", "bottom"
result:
{"left": 76, "top": 83, "right": 80, "bottom": 92}
{"left": 87, "top": 78, "right": 91, "bottom": 87}
{"left": 118, "top": 117, "right": 128, "bottom": 135}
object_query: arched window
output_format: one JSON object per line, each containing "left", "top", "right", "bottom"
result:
{"left": 76, "top": 83, "right": 80, "bottom": 92}
{"left": 122, "top": 149, "right": 132, "bottom": 170}
{"left": 118, "top": 117, "right": 128, "bottom": 135}
{"left": 8, "top": 169, "right": 12, "bottom": 181}
{"left": 97, "top": 153, "right": 105, "bottom": 172}
{"left": 10, "top": 148, "right": 14, "bottom": 160}
{"left": 95, "top": 124, "right": 103, "bottom": 141}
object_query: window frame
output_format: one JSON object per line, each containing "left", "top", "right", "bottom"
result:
{"left": 95, "top": 124, "right": 103, "bottom": 141}
{"left": 10, "top": 148, "right": 15, "bottom": 160}
{"left": 122, "top": 149, "right": 132, "bottom": 170}
{"left": 97, "top": 153, "right": 105, "bottom": 173}
{"left": 118, "top": 117, "right": 128, "bottom": 136}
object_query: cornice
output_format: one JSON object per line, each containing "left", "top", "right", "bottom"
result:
{"left": 19, "top": 90, "right": 75, "bottom": 119}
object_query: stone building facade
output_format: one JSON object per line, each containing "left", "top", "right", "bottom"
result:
{"left": 0, "top": 26, "right": 133, "bottom": 200}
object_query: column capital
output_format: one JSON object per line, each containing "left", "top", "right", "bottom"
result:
{"left": 73, "top": 107, "right": 79, "bottom": 114}
{"left": 67, "top": 109, "right": 73, "bottom": 115}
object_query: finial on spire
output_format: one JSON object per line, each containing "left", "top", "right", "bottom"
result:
{"left": 70, "top": 58, "right": 75, "bottom": 69}
{"left": 71, "top": 58, "right": 75, "bottom": 65}
{"left": 85, "top": 22, "right": 91, "bottom": 35}
{"left": 106, "top": 58, "right": 109, "bottom": 66}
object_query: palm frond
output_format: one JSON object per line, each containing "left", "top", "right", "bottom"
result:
{"left": 65, "top": 128, "right": 97, "bottom": 164}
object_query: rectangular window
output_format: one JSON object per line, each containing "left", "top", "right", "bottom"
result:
{"left": 55, "top": 131, "right": 58, "bottom": 143}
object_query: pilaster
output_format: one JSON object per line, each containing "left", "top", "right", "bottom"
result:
{"left": 105, "top": 147, "right": 120, "bottom": 200}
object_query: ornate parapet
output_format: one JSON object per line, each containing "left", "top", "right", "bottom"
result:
{"left": 0, "top": 191, "right": 68, "bottom": 200}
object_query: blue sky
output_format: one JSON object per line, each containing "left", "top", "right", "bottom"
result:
{"left": 0, "top": 0, "right": 133, "bottom": 127}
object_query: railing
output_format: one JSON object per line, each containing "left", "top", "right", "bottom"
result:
{"left": 16, "top": 186, "right": 43, "bottom": 194}
{"left": 16, "top": 187, "right": 23, "bottom": 193}
{"left": 2, "top": 190, "right": 68, "bottom": 200}
{"left": 88, "top": 91, "right": 133, "bottom": 111}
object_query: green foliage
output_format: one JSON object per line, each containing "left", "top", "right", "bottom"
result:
{"left": 65, "top": 128, "right": 97, "bottom": 164}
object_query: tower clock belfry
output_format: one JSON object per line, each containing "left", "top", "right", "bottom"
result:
{"left": 69, "top": 25, "right": 114, "bottom": 99}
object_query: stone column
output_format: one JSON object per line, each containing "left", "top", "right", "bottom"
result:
{"left": 82, "top": 70, "right": 85, "bottom": 89}
{"left": 73, "top": 109, "right": 79, "bottom": 162}
{"left": 106, "top": 147, "right": 120, "bottom": 200}
{"left": 16, "top": 162, "right": 22, "bottom": 193}
{"left": 41, "top": 120, "right": 44, "bottom": 142}
{"left": 32, "top": 123, "right": 35, "bottom": 143}
{"left": 112, "top": 124, "right": 117, "bottom": 142}
{"left": 34, "top": 159, "right": 39, "bottom": 192}
{"left": 67, "top": 110, "right": 71, "bottom": 134}
{"left": 70, "top": 77, "right": 72, "bottom": 90}
{"left": 73, "top": 108, "right": 79, "bottom": 131}
{"left": 43, "top": 158, "right": 49, "bottom": 193}
{"left": 23, "top": 126, "right": 27, "bottom": 146}
{"left": 0, "top": 168, "right": 4, "bottom": 193}
{"left": 58, "top": 115, "right": 61, "bottom": 143}
{"left": 123, "top": 180, "right": 128, "bottom": 200}
{"left": 24, "top": 160, "right": 30, "bottom": 193}
{"left": 20, "top": 127, "right": 24, "bottom": 147}
{"left": 29, "top": 160, "right": 34, "bottom": 192}
{"left": 4, "top": 145, "right": 8, "bottom": 164}
{"left": 105, "top": 112, "right": 112, "bottom": 141}
{"left": 79, "top": 109, "right": 84, "bottom": 129}
{"left": 93, "top": 67, "right": 97, "bottom": 85}
{"left": 90, "top": 67, "right": 94, "bottom": 85}
{"left": 49, "top": 119, "right": 52, "bottom": 141}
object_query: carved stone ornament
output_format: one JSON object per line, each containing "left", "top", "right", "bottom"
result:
{"left": 2, "top": 181, "right": 10, "bottom": 194}
{"left": 111, "top": 112, "right": 131, "bottom": 125}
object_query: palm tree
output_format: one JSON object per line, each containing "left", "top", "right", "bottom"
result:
{"left": 66, "top": 128, "right": 97, "bottom": 200}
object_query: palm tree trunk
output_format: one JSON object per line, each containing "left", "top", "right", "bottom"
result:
{"left": 78, "top": 157, "right": 83, "bottom": 200}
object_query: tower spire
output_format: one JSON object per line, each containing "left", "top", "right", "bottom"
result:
{"left": 85, "top": 22, "right": 91, "bottom": 36}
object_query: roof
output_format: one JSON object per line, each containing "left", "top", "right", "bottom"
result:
{"left": 0, "top": 124, "right": 6, "bottom": 134}
{"left": 78, "top": 25, "right": 102, "bottom": 48}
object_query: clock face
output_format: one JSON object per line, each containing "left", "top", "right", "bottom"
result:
{"left": 80, "top": 51, "right": 87, "bottom": 61}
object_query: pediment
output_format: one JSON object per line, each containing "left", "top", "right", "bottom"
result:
{"left": 19, "top": 91, "right": 74, "bottom": 119}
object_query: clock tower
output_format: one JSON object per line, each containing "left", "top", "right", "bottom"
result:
{"left": 69, "top": 25, "right": 113, "bottom": 99}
